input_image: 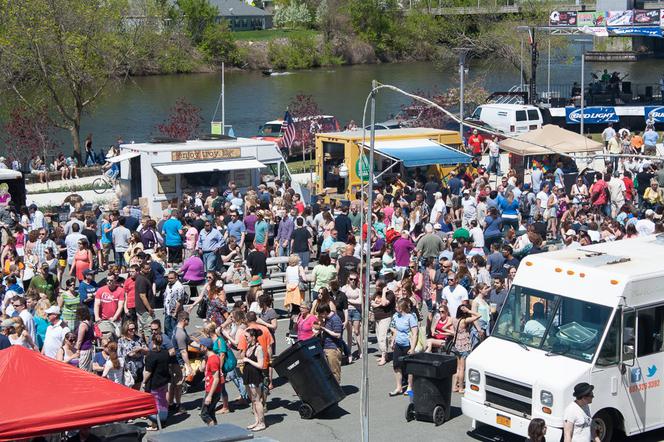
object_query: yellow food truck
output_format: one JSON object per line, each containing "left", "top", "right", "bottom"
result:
{"left": 315, "top": 127, "right": 469, "bottom": 200}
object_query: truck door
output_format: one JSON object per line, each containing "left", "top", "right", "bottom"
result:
{"left": 628, "top": 305, "right": 664, "bottom": 430}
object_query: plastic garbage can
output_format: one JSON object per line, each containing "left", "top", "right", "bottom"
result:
{"left": 272, "top": 337, "right": 346, "bottom": 419}
{"left": 402, "top": 352, "right": 457, "bottom": 426}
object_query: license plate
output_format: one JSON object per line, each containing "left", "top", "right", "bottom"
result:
{"left": 496, "top": 414, "right": 511, "bottom": 428}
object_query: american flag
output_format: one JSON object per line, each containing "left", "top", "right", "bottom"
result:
{"left": 281, "top": 111, "right": 296, "bottom": 148}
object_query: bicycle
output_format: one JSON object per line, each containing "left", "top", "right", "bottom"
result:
{"left": 92, "top": 172, "right": 117, "bottom": 194}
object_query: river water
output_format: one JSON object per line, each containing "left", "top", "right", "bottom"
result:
{"left": 78, "top": 56, "right": 664, "bottom": 151}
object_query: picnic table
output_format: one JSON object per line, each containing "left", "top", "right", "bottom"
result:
{"left": 223, "top": 278, "right": 286, "bottom": 296}
{"left": 266, "top": 256, "right": 290, "bottom": 266}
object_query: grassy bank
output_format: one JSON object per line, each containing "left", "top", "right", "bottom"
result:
{"left": 234, "top": 29, "right": 320, "bottom": 42}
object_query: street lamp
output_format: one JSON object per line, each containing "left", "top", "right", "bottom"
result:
{"left": 455, "top": 48, "right": 470, "bottom": 137}
{"left": 574, "top": 39, "right": 592, "bottom": 135}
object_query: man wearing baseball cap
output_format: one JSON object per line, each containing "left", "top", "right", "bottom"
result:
{"left": 563, "top": 382, "right": 599, "bottom": 442}
{"left": 0, "top": 319, "right": 13, "bottom": 350}
{"left": 41, "top": 306, "right": 70, "bottom": 359}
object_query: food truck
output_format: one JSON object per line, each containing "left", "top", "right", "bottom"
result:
{"left": 462, "top": 235, "right": 664, "bottom": 441}
{"left": 114, "top": 137, "right": 287, "bottom": 216}
{"left": 315, "top": 128, "right": 469, "bottom": 200}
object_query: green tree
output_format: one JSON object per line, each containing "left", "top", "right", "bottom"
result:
{"left": 200, "top": 21, "right": 243, "bottom": 65}
{"left": 0, "top": 0, "right": 139, "bottom": 160}
{"left": 176, "top": 0, "right": 219, "bottom": 45}
{"left": 346, "top": 0, "right": 403, "bottom": 59}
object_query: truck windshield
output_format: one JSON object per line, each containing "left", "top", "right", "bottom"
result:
{"left": 492, "top": 285, "right": 612, "bottom": 362}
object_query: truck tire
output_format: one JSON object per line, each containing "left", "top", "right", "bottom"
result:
{"left": 593, "top": 410, "right": 614, "bottom": 442}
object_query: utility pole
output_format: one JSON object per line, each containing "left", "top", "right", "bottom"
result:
{"left": 529, "top": 27, "right": 537, "bottom": 104}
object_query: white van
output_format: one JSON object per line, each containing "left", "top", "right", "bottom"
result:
{"left": 462, "top": 235, "right": 664, "bottom": 441}
{"left": 469, "top": 104, "right": 543, "bottom": 136}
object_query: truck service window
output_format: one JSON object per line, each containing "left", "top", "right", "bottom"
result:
{"left": 493, "top": 286, "right": 612, "bottom": 362}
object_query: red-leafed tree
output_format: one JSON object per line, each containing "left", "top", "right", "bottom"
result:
{"left": 3, "top": 106, "right": 61, "bottom": 164}
{"left": 156, "top": 98, "right": 203, "bottom": 141}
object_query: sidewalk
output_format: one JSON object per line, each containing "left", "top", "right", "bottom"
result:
{"left": 26, "top": 173, "right": 116, "bottom": 208}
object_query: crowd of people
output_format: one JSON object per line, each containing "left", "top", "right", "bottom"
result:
{"left": 0, "top": 121, "right": 662, "bottom": 440}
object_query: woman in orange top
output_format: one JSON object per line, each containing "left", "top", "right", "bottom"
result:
{"left": 72, "top": 238, "right": 93, "bottom": 282}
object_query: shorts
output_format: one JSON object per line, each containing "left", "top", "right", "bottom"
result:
{"left": 348, "top": 309, "right": 361, "bottom": 322}
{"left": 169, "top": 364, "right": 184, "bottom": 386}
{"left": 393, "top": 344, "right": 410, "bottom": 370}
{"left": 456, "top": 350, "right": 470, "bottom": 358}
{"left": 137, "top": 311, "right": 154, "bottom": 336}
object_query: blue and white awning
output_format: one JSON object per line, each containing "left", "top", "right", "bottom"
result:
{"left": 361, "top": 138, "right": 471, "bottom": 167}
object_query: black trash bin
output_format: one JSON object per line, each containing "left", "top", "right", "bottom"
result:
{"left": 272, "top": 337, "right": 346, "bottom": 419}
{"left": 402, "top": 352, "right": 457, "bottom": 426}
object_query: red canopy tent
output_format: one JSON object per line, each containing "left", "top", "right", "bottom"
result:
{"left": 0, "top": 346, "right": 157, "bottom": 441}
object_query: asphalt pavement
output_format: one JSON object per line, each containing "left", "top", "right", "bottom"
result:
{"left": 136, "top": 310, "right": 664, "bottom": 442}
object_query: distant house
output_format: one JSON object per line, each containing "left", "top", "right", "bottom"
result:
{"left": 209, "top": 0, "right": 273, "bottom": 31}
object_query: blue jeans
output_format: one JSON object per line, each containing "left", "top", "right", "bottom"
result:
{"left": 202, "top": 251, "right": 217, "bottom": 272}
{"left": 488, "top": 156, "right": 501, "bottom": 175}
{"left": 226, "top": 367, "right": 248, "bottom": 400}
{"left": 164, "top": 315, "right": 177, "bottom": 338}
{"left": 296, "top": 251, "right": 310, "bottom": 269}
{"left": 114, "top": 251, "right": 126, "bottom": 268}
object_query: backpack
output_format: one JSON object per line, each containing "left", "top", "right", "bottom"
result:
{"left": 519, "top": 191, "right": 532, "bottom": 217}
{"left": 216, "top": 337, "right": 237, "bottom": 374}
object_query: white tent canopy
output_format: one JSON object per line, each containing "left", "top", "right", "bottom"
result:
{"left": 498, "top": 124, "right": 604, "bottom": 156}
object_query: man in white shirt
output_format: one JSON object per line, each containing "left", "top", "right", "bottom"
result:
{"left": 601, "top": 123, "right": 616, "bottom": 149}
{"left": 563, "top": 382, "right": 597, "bottom": 442}
{"left": 460, "top": 190, "right": 477, "bottom": 228}
{"left": 64, "top": 223, "right": 86, "bottom": 267}
{"left": 607, "top": 172, "right": 626, "bottom": 217}
{"left": 429, "top": 192, "right": 446, "bottom": 224}
{"left": 42, "top": 306, "right": 71, "bottom": 359}
{"left": 468, "top": 219, "right": 485, "bottom": 250}
{"left": 442, "top": 272, "right": 468, "bottom": 317}
{"left": 636, "top": 210, "right": 656, "bottom": 236}
{"left": 12, "top": 296, "right": 36, "bottom": 343}
{"left": 531, "top": 165, "right": 543, "bottom": 193}
{"left": 536, "top": 183, "right": 550, "bottom": 217}
{"left": 28, "top": 204, "right": 46, "bottom": 232}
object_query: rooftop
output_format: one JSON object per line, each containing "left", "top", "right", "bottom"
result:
{"left": 209, "top": 0, "right": 271, "bottom": 17}
{"left": 318, "top": 127, "right": 459, "bottom": 141}
{"left": 119, "top": 137, "right": 276, "bottom": 153}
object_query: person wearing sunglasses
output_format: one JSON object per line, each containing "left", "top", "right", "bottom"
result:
{"left": 56, "top": 332, "right": 80, "bottom": 367}
{"left": 564, "top": 383, "right": 599, "bottom": 442}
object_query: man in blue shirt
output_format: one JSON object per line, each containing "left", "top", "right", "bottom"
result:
{"left": 79, "top": 269, "right": 98, "bottom": 316}
{"left": 317, "top": 304, "right": 344, "bottom": 383}
{"left": 226, "top": 211, "right": 246, "bottom": 248}
{"left": 253, "top": 211, "right": 269, "bottom": 254}
{"left": 197, "top": 220, "right": 224, "bottom": 271}
{"left": 644, "top": 127, "right": 660, "bottom": 156}
{"left": 0, "top": 319, "right": 12, "bottom": 350}
{"left": 162, "top": 210, "right": 184, "bottom": 264}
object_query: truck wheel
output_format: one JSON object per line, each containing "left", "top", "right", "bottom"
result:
{"left": 299, "top": 402, "right": 314, "bottom": 419}
{"left": 593, "top": 411, "right": 614, "bottom": 442}
{"left": 433, "top": 405, "right": 446, "bottom": 426}
{"left": 405, "top": 403, "right": 415, "bottom": 422}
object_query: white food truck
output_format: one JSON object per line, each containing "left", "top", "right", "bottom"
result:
{"left": 462, "top": 235, "right": 664, "bottom": 441}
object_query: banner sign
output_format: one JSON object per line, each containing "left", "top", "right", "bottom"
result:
{"left": 607, "top": 10, "right": 634, "bottom": 26}
{"left": 566, "top": 107, "right": 619, "bottom": 124}
{"left": 634, "top": 10, "right": 660, "bottom": 26}
{"left": 549, "top": 10, "right": 577, "bottom": 26}
{"left": 645, "top": 106, "right": 664, "bottom": 123}
{"left": 578, "top": 11, "right": 605, "bottom": 27}
{"left": 607, "top": 26, "right": 663, "bottom": 37}
{"left": 580, "top": 26, "right": 609, "bottom": 37}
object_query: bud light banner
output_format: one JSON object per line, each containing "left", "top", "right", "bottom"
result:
{"left": 645, "top": 106, "right": 664, "bottom": 123}
{"left": 565, "top": 107, "right": 619, "bottom": 124}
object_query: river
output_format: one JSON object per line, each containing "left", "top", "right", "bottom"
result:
{"left": 78, "top": 56, "right": 664, "bottom": 151}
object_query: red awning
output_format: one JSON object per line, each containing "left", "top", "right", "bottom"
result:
{"left": 0, "top": 346, "right": 157, "bottom": 441}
